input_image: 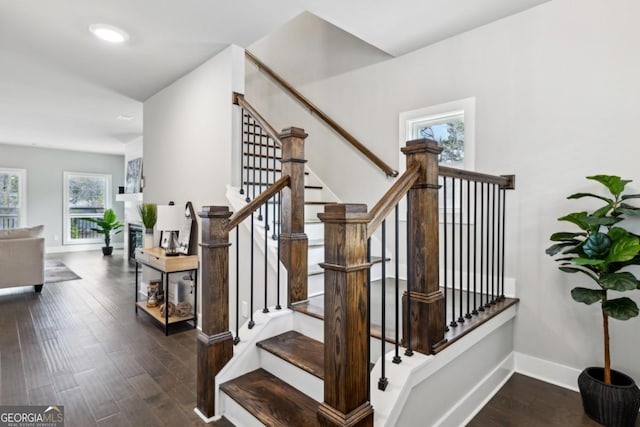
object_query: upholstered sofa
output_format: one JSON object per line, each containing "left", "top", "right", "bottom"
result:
{"left": 0, "top": 225, "right": 45, "bottom": 292}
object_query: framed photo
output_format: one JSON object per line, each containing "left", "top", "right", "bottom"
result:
{"left": 125, "top": 158, "right": 142, "bottom": 193}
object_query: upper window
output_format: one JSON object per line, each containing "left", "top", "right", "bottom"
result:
{"left": 0, "top": 168, "right": 27, "bottom": 229}
{"left": 399, "top": 97, "right": 475, "bottom": 171}
{"left": 63, "top": 172, "right": 111, "bottom": 245}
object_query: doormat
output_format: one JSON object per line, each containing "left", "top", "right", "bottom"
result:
{"left": 44, "top": 261, "right": 81, "bottom": 284}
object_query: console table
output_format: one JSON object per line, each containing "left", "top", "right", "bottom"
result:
{"left": 134, "top": 247, "right": 198, "bottom": 335}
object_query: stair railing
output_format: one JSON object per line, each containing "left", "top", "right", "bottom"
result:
{"left": 246, "top": 50, "right": 399, "bottom": 178}
{"left": 196, "top": 127, "right": 308, "bottom": 419}
{"left": 318, "top": 138, "right": 516, "bottom": 425}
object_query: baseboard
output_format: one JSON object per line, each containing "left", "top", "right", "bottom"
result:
{"left": 513, "top": 351, "right": 580, "bottom": 392}
{"left": 193, "top": 407, "right": 220, "bottom": 423}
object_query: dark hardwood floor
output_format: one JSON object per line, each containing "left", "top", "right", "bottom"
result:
{"left": 0, "top": 250, "right": 207, "bottom": 427}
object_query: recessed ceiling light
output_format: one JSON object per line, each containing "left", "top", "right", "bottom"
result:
{"left": 89, "top": 24, "right": 129, "bottom": 43}
{"left": 117, "top": 115, "right": 134, "bottom": 121}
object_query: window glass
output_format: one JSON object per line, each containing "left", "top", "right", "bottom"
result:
{"left": 64, "top": 172, "right": 111, "bottom": 244}
{"left": 0, "top": 168, "right": 26, "bottom": 229}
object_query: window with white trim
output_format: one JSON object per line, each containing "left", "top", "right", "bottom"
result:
{"left": 63, "top": 172, "right": 111, "bottom": 245}
{"left": 0, "top": 168, "right": 27, "bottom": 229}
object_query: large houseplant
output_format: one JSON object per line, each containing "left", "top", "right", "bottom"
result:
{"left": 85, "top": 208, "right": 124, "bottom": 256}
{"left": 547, "top": 175, "right": 640, "bottom": 426}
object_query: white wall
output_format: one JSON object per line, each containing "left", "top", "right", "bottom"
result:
{"left": 143, "top": 45, "right": 245, "bottom": 325}
{"left": 0, "top": 143, "right": 124, "bottom": 251}
{"left": 246, "top": 0, "right": 640, "bottom": 383}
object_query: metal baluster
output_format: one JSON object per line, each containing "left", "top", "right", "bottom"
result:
{"left": 366, "top": 238, "right": 371, "bottom": 400}
{"left": 244, "top": 114, "right": 250, "bottom": 202}
{"left": 257, "top": 127, "right": 264, "bottom": 221}
{"left": 272, "top": 140, "right": 278, "bottom": 239}
{"left": 276, "top": 192, "right": 282, "bottom": 310}
{"left": 458, "top": 178, "right": 464, "bottom": 324}
{"left": 234, "top": 226, "right": 240, "bottom": 344}
{"left": 249, "top": 213, "right": 255, "bottom": 329}
{"left": 393, "top": 204, "right": 402, "bottom": 364}
{"left": 479, "top": 182, "right": 485, "bottom": 312}
{"left": 484, "top": 183, "right": 491, "bottom": 309}
{"left": 379, "top": 220, "right": 389, "bottom": 391}
{"left": 443, "top": 177, "right": 449, "bottom": 332}
{"left": 405, "top": 195, "right": 413, "bottom": 356}
{"left": 239, "top": 110, "right": 245, "bottom": 196}
{"left": 491, "top": 183, "right": 497, "bottom": 305}
{"left": 501, "top": 187, "right": 506, "bottom": 300}
{"left": 472, "top": 181, "right": 478, "bottom": 316}
{"left": 251, "top": 121, "right": 257, "bottom": 202}
{"left": 263, "top": 194, "right": 269, "bottom": 313}
{"left": 450, "top": 178, "right": 457, "bottom": 327}
{"left": 465, "top": 179, "right": 472, "bottom": 319}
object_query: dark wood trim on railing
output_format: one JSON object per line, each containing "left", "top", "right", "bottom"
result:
{"left": 439, "top": 166, "right": 516, "bottom": 189}
{"left": 226, "top": 175, "right": 290, "bottom": 231}
{"left": 245, "top": 50, "right": 399, "bottom": 178}
{"left": 367, "top": 164, "right": 420, "bottom": 239}
{"left": 233, "top": 92, "right": 283, "bottom": 147}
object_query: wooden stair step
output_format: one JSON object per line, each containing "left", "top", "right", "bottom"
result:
{"left": 257, "top": 331, "right": 324, "bottom": 380}
{"left": 220, "top": 368, "right": 321, "bottom": 427}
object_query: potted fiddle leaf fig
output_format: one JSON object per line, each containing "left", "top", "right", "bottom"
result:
{"left": 85, "top": 208, "right": 124, "bottom": 256}
{"left": 547, "top": 175, "right": 640, "bottom": 427}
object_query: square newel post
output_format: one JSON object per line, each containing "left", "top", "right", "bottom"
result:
{"left": 401, "top": 138, "right": 447, "bottom": 354}
{"left": 196, "top": 206, "right": 234, "bottom": 419}
{"left": 279, "top": 127, "right": 309, "bottom": 306}
{"left": 318, "top": 204, "right": 374, "bottom": 427}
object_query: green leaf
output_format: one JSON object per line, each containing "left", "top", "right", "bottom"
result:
{"left": 608, "top": 227, "right": 628, "bottom": 242}
{"left": 559, "top": 266, "right": 598, "bottom": 281}
{"left": 567, "top": 192, "right": 613, "bottom": 205}
{"left": 546, "top": 242, "right": 579, "bottom": 256}
{"left": 571, "top": 287, "right": 604, "bottom": 305}
{"left": 572, "top": 257, "right": 606, "bottom": 266}
{"left": 616, "top": 205, "right": 640, "bottom": 217}
{"left": 583, "top": 216, "right": 622, "bottom": 226}
{"left": 599, "top": 272, "right": 639, "bottom": 291}
{"left": 587, "top": 175, "right": 632, "bottom": 197}
{"left": 550, "top": 232, "right": 587, "bottom": 242}
{"left": 606, "top": 235, "right": 640, "bottom": 263}
{"left": 603, "top": 298, "right": 639, "bottom": 320}
{"left": 593, "top": 205, "right": 612, "bottom": 218}
{"left": 583, "top": 233, "right": 611, "bottom": 258}
{"left": 558, "top": 212, "right": 589, "bottom": 231}
{"left": 621, "top": 194, "right": 640, "bottom": 201}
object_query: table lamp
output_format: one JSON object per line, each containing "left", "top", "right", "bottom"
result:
{"left": 156, "top": 203, "right": 183, "bottom": 256}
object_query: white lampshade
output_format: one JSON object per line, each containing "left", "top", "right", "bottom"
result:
{"left": 156, "top": 205, "right": 183, "bottom": 231}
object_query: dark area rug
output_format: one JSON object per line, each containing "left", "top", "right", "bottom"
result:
{"left": 44, "top": 260, "right": 81, "bottom": 284}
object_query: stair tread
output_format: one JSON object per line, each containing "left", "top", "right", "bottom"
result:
{"left": 257, "top": 331, "right": 324, "bottom": 380}
{"left": 220, "top": 368, "right": 321, "bottom": 427}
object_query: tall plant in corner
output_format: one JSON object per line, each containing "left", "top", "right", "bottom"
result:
{"left": 547, "top": 175, "right": 640, "bottom": 425}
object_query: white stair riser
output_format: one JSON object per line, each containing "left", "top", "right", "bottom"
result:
{"left": 220, "top": 392, "right": 265, "bottom": 427}
{"left": 259, "top": 349, "right": 324, "bottom": 402}
{"left": 293, "top": 310, "right": 324, "bottom": 343}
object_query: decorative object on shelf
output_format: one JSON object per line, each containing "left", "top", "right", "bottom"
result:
{"left": 177, "top": 202, "right": 195, "bottom": 255}
{"left": 176, "top": 301, "right": 192, "bottom": 317}
{"left": 147, "top": 281, "right": 160, "bottom": 307}
{"left": 118, "top": 186, "right": 124, "bottom": 194}
{"left": 125, "top": 158, "right": 142, "bottom": 194}
{"left": 84, "top": 208, "right": 124, "bottom": 256}
{"left": 547, "top": 175, "right": 640, "bottom": 426}
{"left": 138, "top": 203, "right": 157, "bottom": 248}
{"left": 160, "top": 302, "right": 175, "bottom": 317}
{"left": 157, "top": 202, "right": 182, "bottom": 256}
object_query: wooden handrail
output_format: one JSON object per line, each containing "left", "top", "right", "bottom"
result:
{"left": 245, "top": 50, "right": 399, "bottom": 178}
{"left": 226, "top": 175, "right": 290, "bottom": 231}
{"left": 233, "top": 92, "right": 283, "bottom": 147}
{"left": 439, "top": 166, "right": 515, "bottom": 189}
{"left": 367, "top": 164, "right": 420, "bottom": 238}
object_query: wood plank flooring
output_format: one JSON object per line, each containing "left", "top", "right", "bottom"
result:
{"left": 0, "top": 250, "right": 211, "bottom": 426}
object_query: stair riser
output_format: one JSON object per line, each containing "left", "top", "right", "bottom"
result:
{"left": 259, "top": 349, "right": 324, "bottom": 402}
{"left": 220, "top": 392, "right": 265, "bottom": 427}
{"left": 293, "top": 311, "right": 324, "bottom": 343}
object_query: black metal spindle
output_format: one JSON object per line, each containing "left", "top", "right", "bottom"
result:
{"left": 458, "top": 178, "right": 464, "bottom": 324}
{"left": 472, "top": 181, "right": 478, "bottom": 315}
{"left": 276, "top": 192, "right": 282, "bottom": 310}
{"left": 393, "top": 204, "right": 401, "bottom": 364}
{"left": 379, "top": 220, "right": 388, "bottom": 391}
{"left": 251, "top": 124, "right": 257, "bottom": 202}
{"left": 257, "top": 128, "right": 264, "bottom": 221}
{"left": 405, "top": 195, "right": 413, "bottom": 357}
{"left": 234, "top": 226, "right": 240, "bottom": 344}
{"left": 263, "top": 196, "right": 269, "bottom": 313}
{"left": 272, "top": 141, "right": 278, "bottom": 239}
{"left": 249, "top": 213, "right": 255, "bottom": 329}
{"left": 479, "top": 182, "right": 485, "bottom": 311}
{"left": 501, "top": 187, "right": 507, "bottom": 300}
{"left": 484, "top": 183, "right": 491, "bottom": 309}
{"left": 366, "top": 238, "right": 371, "bottom": 400}
{"left": 443, "top": 177, "right": 449, "bottom": 332}
{"left": 465, "top": 179, "right": 471, "bottom": 319}
{"left": 491, "top": 183, "right": 497, "bottom": 305}
{"left": 450, "top": 178, "right": 457, "bottom": 328}
{"left": 244, "top": 115, "right": 250, "bottom": 202}
{"left": 239, "top": 110, "right": 245, "bottom": 196}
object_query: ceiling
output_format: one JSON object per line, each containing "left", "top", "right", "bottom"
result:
{"left": 0, "top": 0, "right": 550, "bottom": 155}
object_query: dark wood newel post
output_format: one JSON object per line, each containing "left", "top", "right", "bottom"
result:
{"left": 196, "top": 206, "right": 234, "bottom": 418}
{"left": 279, "top": 127, "right": 309, "bottom": 306}
{"left": 402, "top": 138, "right": 447, "bottom": 354}
{"left": 318, "top": 204, "right": 374, "bottom": 427}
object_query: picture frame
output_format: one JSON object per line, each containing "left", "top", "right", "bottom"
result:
{"left": 125, "top": 158, "right": 142, "bottom": 193}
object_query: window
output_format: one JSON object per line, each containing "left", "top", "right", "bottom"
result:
{"left": 0, "top": 168, "right": 27, "bottom": 229}
{"left": 63, "top": 172, "right": 111, "bottom": 245}
{"left": 399, "top": 97, "right": 475, "bottom": 171}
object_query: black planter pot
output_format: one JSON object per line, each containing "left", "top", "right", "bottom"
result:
{"left": 578, "top": 367, "right": 640, "bottom": 427}
{"left": 102, "top": 246, "right": 113, "bottom": 256}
